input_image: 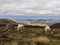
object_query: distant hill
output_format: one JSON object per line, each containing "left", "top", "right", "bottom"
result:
{"left": 34, "top": 20, "right": 60, "bottom": 26}
{"left": 0, "top": 18, "right": 17, "bottom": 24}
{"left": 25, "top": 19, "right": 60, "bottom": 26}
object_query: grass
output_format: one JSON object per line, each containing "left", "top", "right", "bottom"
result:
{"left": 0, "top": 26, "right": 60, "bottom": 45}
{"left": 27, "top": 23, "right": 47, "bottom": 27}
{"left": 51, "top": 39, "right": 60, "bottom": 45}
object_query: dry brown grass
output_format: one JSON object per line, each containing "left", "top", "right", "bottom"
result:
{"left": 31, "top": 36, "right": 50, "bottom": 45}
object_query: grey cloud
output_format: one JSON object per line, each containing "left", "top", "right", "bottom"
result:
{"left": 0, "top": 0, "right": 60, "bottom": 15}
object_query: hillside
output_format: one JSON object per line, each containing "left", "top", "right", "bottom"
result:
{"left": 0, "top": 18, "right": 17, "bottom": 24}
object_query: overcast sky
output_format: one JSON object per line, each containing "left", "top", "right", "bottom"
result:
{"left": 0, "top": 0, "right": 60, "bottom": 16}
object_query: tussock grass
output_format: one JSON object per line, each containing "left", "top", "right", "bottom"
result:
{"left": 31, "top": 36, "right": 50, "bottom": 45}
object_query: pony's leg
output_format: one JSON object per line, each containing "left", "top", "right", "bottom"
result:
{"left": 46, "top": 30, "right": 49, "bottom": 35}
{"left": 20, "top": 27, "right": 22, "bottom": 32}
{"left": 44, "top": 30, "right": 47, "bottom": 35}
{"left": 22, "top": 26, "right": 24, "bottom": 32}
{"left": 4, "top": 28, "right": 7, "bottom": 31}
{"left": 21, "top": 27, "right": 24, "bottom": 33}
{"left": 17, "top": 27, "right": 19, "bottom": 31}
{"left": 46, "top": 30, "right": 48, "bottom": 35}
{"left": 50, "top": 29, "right": 54, "bottom": 35}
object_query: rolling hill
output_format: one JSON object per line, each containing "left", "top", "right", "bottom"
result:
{"left": 0, "top": 18, "right": 17, "bottom": 24}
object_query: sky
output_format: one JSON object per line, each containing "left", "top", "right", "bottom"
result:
{"left": 0, "top": 0, "right": 60, "bottom": 16}
{"left": 0, "top": 15, "right": 60, "bottom": 20}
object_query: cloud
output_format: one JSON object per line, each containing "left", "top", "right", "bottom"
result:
{"left": 0, "top": 0, "right": 60, "bottom": 15}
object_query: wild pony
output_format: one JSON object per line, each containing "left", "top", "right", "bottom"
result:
{"left": 44, "top": 25, "right": 54, "bottom": 35}
{"left": 4, "top": 24, "right": 14, "bottom": 31}
{"left": 44, "top": 26, "right": 51, "bottom": 35}
{"left": 17, "top": 23, "right": 24, "bottom": 32}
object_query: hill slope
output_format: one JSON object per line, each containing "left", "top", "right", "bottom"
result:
{"left": 0, "top": 18, "right": 17, "bottom": 24}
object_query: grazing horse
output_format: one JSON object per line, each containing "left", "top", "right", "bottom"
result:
{"left": 4, "top": 24, "right": 14, "bottom": 31}
{"left": 10, "top": 24, "right": 15, "bottom": 31}
{"left": 44, "top": 26, "right": 51, "bottom": 35}
{"left": 4, "top": 24, "right": 10, "bottom": 31}
{"left": 17, "top": 24, "right": 24, "bottom": 32}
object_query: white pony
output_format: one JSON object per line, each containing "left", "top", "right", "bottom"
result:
{"left": 17, "top": 24, "right": 24, "bottom": 32}
{"left": 44, "top": 26, "right": 51, "bottom": 35}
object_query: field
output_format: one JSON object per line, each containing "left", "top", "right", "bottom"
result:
{"left": 0, "top": 25, "right": 60, "bottom": 45}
